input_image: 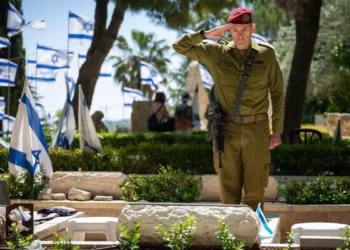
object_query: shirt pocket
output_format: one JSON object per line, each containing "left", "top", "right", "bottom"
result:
{"left": 218, "top": 57, "right": 236, "bottom": 69}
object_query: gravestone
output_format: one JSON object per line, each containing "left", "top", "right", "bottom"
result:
{"left": 0, "top": 181, "right": 10, "bottom": 206}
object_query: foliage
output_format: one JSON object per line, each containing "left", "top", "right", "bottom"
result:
{"left": 6, "top": 222, "right": 33, "bottom": 249}
{"left": 337, "top": 226, "right": 350, "bottom": 250}
{"left": 121, "top": 166, "right": 200, "bottom": 202}
{"left": 119, "top": 222, "right": 141, "bottom": 250}
{"left": 216, "top": 218, "right": 245, "bottom": 250}
{"left": 7, "top": 169, "right": 48, "bottom": 200}
{"left": 279, "top": 177, "right": 350, "bottom": 204}
{"left": 156, "top": 215, "right": 196, "bottom": 250}
{"left": 275, "top": 0, "right": 350, "bottom": 120}
{"left": 52, "top": 232, "right": 80, "bottom": 250}
{"left": 283, "top": 231, "right": 295, "bottom": 250}
{"left": 0, "top": 0, "right": 26, "bottom": 117}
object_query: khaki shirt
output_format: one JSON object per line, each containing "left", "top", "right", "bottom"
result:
{"left": 172, "top": 31, "right": 284, "bottom": 133}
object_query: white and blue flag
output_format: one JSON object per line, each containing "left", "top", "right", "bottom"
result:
{"left": 0, "top": 37, "right": 10, "bottom": 50}
{"left": 0, "top": 58, "right": 18, "bottom": 87}
{"left": 123, "top": 87, "right": 144, "bottom": 107}
{"left": 35, "top": 102, "right": 48, "bottom": 125}
{"left": 8, "top": 83, "right": 53, "bottom": 178}
{"left": 140, "top": 61, "right": 163, "bottom": 90}
{"left": 26, "top": 59, "right": 56, "bottom": 83}
{"left": 256, "top": 203, "right": 274, "bottom": 235}
{"left": 0, "top": 96, "right": 5, "bottom": 116}
{"left": 36, "top": 44, "right": 74, "bottom": 71}
{"left": 1, "top": 114, "right": 15, "bottom": 137}
{"left": 78, "top": 54, "right": 112, "bottom": 79}
{"left": 52, "top": 81, "right": 76, "bottom": 149}
{"left": 252, "top": 33, "right": 268, "bottom": 43}
{"left": 198, "top": 64, "right": 214, "bottom": 90}
{"left": 65, "top": 76, "right": 76, "bottom": 100}
{"left": 78, "top": 85, "right": 102, "bottom": 153}
{"left": 68, "top": 11, "right": 94, "bottom": 41}
{"left": 7, "top": 3, "right": 45, "bottom": 37}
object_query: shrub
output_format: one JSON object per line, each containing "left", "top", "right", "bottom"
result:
{"left": 156, "top": 215, "right": 196, "bottom": 250}
{"left": 119, "top": 222, "right": 141, "bottom": 250}
{"left": 8, "top": 169, "right": 48, "bottom": 200}
{"left": 216, "top": 218, "right": 245, "bottom": 250}
{"left": 121, "top": 166, "right": 200, "bottom": 202}
{"left": 279, "top": 177, "right": 350, "bottom": 204}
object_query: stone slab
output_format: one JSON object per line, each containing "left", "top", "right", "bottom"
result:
{"left": 49, "top": 172, "right": 127, "bottom": 199}
{"left": 117, "top": 204, "right": 260, "bottom": 247}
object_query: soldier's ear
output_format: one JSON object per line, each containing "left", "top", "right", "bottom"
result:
{"left": 252, "top": 23, "right": 256, "bottom": 33}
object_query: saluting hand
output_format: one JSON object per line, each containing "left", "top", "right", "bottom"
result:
{"left": 269, "top": 132, "right": 282, "bottom": 150}
{"left": 204, "top": 24, "right": 233, "bottom": 39}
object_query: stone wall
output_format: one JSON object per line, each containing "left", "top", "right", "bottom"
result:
{"left": 326, "top": 113, "right": 350, "bottom": 137}
{"left": 131, "top": 101, "right": 152, "bottom": 132}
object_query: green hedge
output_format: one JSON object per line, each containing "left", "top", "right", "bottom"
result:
{"left": 280, "top": 177, "right": 350, "bottom": 204}
{"left": 44, "top": 132, "right": 209, "bottom": 149}
{"left": 1, "top": 139, "right": 350, "bottom": 176}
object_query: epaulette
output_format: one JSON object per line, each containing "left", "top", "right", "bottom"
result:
{"left": 216, "top": 38, "right": 229, "bottom": 45}
{"left": 257, "top": 41, "right": 275, "bottom": 50}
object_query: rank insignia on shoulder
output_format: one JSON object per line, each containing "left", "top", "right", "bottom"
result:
{"left": 254, "top": 60, "right": 264, "bottom": 64}
{"left": 257, "top": 41, "right": 275, "bottom": 50}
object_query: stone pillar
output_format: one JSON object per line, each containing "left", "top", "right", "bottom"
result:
{"left": 326, "top": 113, "right": 350, "bottom": 137}
{"left": 131, "top": 101, "right": 152, "bottom": 132}
{"left": 186, "top": 61, "right": 209, "bottom": 127}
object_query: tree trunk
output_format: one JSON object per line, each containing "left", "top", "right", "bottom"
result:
{"left": 72, "top": 0, "right": 127, "bottom": 121}
{"left": 282, "top": 0, "right": 322, "bottom": 142}
{"left": 0, "top": 0, "right": 26, "bottom": 120}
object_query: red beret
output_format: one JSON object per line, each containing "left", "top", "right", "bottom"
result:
{"left": 227, "top": 7, "right": 252, "bottom": 24}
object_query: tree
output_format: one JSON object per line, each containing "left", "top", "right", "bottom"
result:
{"left": 109, "top": 30, "right": 170, "bottom": 99}
{"left": 72, "top": 0, "right": 239, "bottom": 118}
{"left": 0, "top": 0, "right": 26, "bottom": 118}
{"left": 282, "top": 0, "right": 322, "bottom": 141}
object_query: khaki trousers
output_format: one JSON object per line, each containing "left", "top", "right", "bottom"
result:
{"left": 213, "top": 119, "right": 271, "bottom": 211}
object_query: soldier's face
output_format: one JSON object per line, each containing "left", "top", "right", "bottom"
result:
{"left": 229, "top": 23, "right": 255, "bottom": 51}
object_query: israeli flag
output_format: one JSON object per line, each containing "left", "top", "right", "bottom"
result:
{"left": 52, "top": 82, "right": 76, "bottom": 149}
{"left": 252, "top": 33, "right": 268, "bottom": 43}
{"left": 1, "top": 114, "right": 15, "bottom": 137}
{"left": 140, "top": 61, "right": 163, "bottom": 90}
{"left": 7, "top": 3, "right": 45, "bottom": 37}
{"left": 36, "top": 44, "right": 74, "bottom": 71}
{"left": 78, "top": 54, "right": 112, "bottom": 78}
{"left": 26, "top": 59, "right": 56, "bottom": 83}
{"left": 198, "top": 64, "right": 214, "bottom": 89}
{"left": 78, "top": 85, "right": 102, "bottom": 152}
{"left": 123, "top": 87, "right": 144, "bottom": 107}
{"left": 0, "top": 37, "right": 10, "bottom": 50}
{"left": 66, "top": 76, "right": 76, "bottom": 100}
{"left": 35, "top": 102, "right": 47, "bottom": 124}
{"left": 8, "top": 83, "right": 53, "bottom": 178}
{"left": 192, "top": 85, "right": 201, "bottom": 132}
{"left": 0, "top": 58, "right": 18, "bottom": 87}
{"left": 68, "top": 11, "right": 94, "bottom": 40}
{"left": 256, "top": 203, "right": 274, "bottom": 235}
{"left": 0, "top": 96, "right": 5, "bottom": 116}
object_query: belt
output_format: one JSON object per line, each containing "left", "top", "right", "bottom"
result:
{"left": 227, "top": 113, "right": 268, "bottom": 124}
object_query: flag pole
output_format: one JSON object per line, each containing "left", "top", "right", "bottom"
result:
{"left": 6, "top": 39, "right": 11, "bottom": 138}
{"left": 35, "top": 42, "right": 38, "bottom": 100}
{"left": 66, "top": 11, "right": 71, "bottom": 78}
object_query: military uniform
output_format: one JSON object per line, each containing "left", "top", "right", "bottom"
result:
{"left": 172, "top": 9, "right": 284, "bottom": 211}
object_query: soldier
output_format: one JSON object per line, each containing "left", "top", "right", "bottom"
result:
{"left": 172, "top": 7, "right": 284, "bottom": 211}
